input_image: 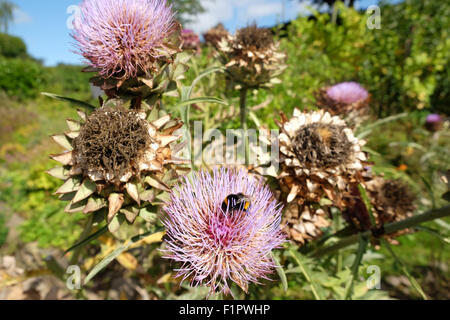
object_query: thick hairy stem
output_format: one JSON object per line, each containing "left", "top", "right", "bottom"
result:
{"left": 184, "top": 104, "right": 194, "bottom": 170}
{"left": 311, "top": 205, "right": 450, "bottom": 258}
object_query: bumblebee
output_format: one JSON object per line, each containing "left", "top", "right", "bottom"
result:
{"left": 221, "top": 193, "right": 251, "bottom": 213}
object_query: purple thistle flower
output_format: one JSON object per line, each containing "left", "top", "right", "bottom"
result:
{"left": 326, "top": 82, "right": 369, "bottom": 105}
{"left": 425, "top": 113, "right": 443, "bottom": 132}
{"left": 72, "top": 0, "right": 175, "bottom": 79}
{"left": 161, "top": 167, "right": 286, "bottom": 295}
{"left": 181, "top": 29, "right": 200, "bottom": 50}
{"left": 426, "top": 114, "right": 441, "bottom": 123}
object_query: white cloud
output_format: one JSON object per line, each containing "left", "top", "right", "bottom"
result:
{"left": 247, "top": 2, "right": 283, "bottom": 18}
{"left": 13, "top": 8, "right": 32, "bottom": 24}
{"left": 185, "top": 0, "right": 323, "bottom": 35}
{"left": 185, "top": 0, "right": 285, "bottom": 34}
{"left": 185, "top": 0, "right": 234, "bottom": 34}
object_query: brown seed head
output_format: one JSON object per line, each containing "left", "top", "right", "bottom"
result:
{"left": 292, "top": 123, "right": 353, "bottom": 168}
{"left": 73, "top": 107, "right": 151, "bottom": 181}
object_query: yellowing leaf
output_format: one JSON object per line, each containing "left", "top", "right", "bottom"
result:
{"left": 157, "top": 272, "right": 175, "bottom": 285}
{"left": 116, "top": 252, "right": 138, "bottom": 271}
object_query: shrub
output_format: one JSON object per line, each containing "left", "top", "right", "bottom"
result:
{"left": 44, "top": 64, "right": 93, "bottom": 101}
{"left": 276, "top": 0, "right": 450, "bottom": 116}
{"left": 0, "top": 33, "right": 27, "bottom": 58}
{"left": 0, "top": 57, "right": 45, "bottom": 99}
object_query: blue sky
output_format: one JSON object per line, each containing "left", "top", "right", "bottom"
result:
{"left": 9, "top": 0, "right": 392, "bottom": 66}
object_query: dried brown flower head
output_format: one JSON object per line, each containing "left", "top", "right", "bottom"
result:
{"left": 48, "top": 103, "right": 187, "bottom": 232}
{"left": 281, "top": 203, "right": 331, "bottom": 246}
{"left": 73, "top": 107, "right": 151, "bottom": 183}
{"left": 370, "top": 178, "right": 417, "bottom": 223}
{"left": 216, "top": 25, "right": 286, "bottom": 88}
{"left": 276, "top": 109, "right": 367, "bottom": 207}
{"left": 203, "top": 23, "right": 230, "bottom": 47}
{"left": 292, "top": 123, "right": 354, "bottom": 168}
{"left": 236, "top": 25, "right": 274, "bottom": 50}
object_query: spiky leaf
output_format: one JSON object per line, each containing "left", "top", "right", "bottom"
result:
{"left": 55, "top": 177, "right": 82, "bottom": 195}
{"left": 65, "top": 199, "right": 88, "bottom": 213}
{"left": 84, "top": 197, "right": 107, "bottom": 214}
{"left": 139, "top": 207, "right": 157, "bottom": 223}
{"left": 145, "top": 176, "right": 171, "bottom": 192}
{"left": 108, "top": 193, "right": 124, "bottom": 223}
{"left": 47, "top": 166, "right": 70, "bottom": 180}
{"left": 51, "top": 135, "right": 73, "bottom": 151}
{"left": 125, "top": 182, "right": 140, "bottom": 205}
{"left": 121, "top": 206, "right": 140, "bottom": 224}
{"left": 108, "top": 213, "right": 125, "bottom": 233}
{"left": 66, "top": 119, "right": 82, "bottom": 131}
{"left": 77, "top": 109, "right": 87, "bottom": 122}
{"left": 65, "top": 131, "right": 80, "bottom": 139}
{"left": 50, "top": 152, "right": 74, "bottom": 166}
{"left": 72, "top": 179, "right": 97, "bottom": 204}
{"left": 42, "top": 92, "right": 96, "bottom": 111}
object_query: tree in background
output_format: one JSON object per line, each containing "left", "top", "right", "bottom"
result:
{"left": 291, "top": 0, "right": 356, "bottom": 13}
{"left": 168, "top": 0, "right": 207, "bottom": 25}
{"left": 312, "top": 0, "right": 355, "bottom": 8}
{"left": 0, "top": 0, "right": 15, "bottom": 34}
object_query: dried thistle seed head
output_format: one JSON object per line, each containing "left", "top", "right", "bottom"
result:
{"left": 365, "top": 177, "right": 416, "bottom": 223}
{"left": 49, "top": 104, "right": 186, "bottom": 232}
{"left": 73, "top": 107, "right": 151, "bottom": 183}
{"left": 277, "top": 109, "right": 367, "bottom": 205}
{"left": 292, "top": 123, "right": 354, "bottom": 168}
{"left": 203, "top": 23, "right": 229, "bottom": 47}
{"left": 281, "top": 203, "right": 331, "bottom": 246}
{"left": 378, "top": 179, "right": 416, "bottom": 219}
{"left": 216, "top": 24, "right": 286, "bottom": 88}
{"left": 359, "top": 176, "right": 418, "bottom": 245}
{"left": 236, "top": 25, "right": 274, "bottom": 50}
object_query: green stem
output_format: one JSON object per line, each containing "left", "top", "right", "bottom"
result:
{"left": 69, "top": 214, "right": 93, "bottom": 266}
{"left": 345, "top": 235, "right": 368, "bottom": 300}
{"left": 289, "top": 249, "right": 322, "bottom": 300}
{"left": 240, "top": 87, "right": 249, "bottom": 166}
{"left": 185, "top": 104, "right": 194, "bottom": 170}
{"left": 311, "top": 205, "right": 450, "bottom": 258}
{"left": 381, "top": 239, "right": 428, "bottom": 300}
{"left": 335, "top": 212, "right": 343, "bottom": 273}
{"left": 179, "top": 101, "right": 194, "bottom": 172}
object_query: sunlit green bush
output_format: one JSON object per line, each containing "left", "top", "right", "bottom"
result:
{"left": 0, "top": 57, "right": 45, "bottom": 99}
{"left": 0, "top": 33, "right": 28, "bottom": 59}
{"left": 0, "top": 161, "right": 83, "bottom": 248}
{"left": 275, "top": 0, "right": 449, "bottom": 116}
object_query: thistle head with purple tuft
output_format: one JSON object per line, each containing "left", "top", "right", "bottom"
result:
{"left": 326, "top": 82, "right": 369, "bottom": 105}
{"left": 161, "top": 167, "right": 286, "bottom": 295}
{"left": 72, "top": 0, "right": 177, "bottom": 80}
{"left": 425, "top": 113, "right": 443, "bottom": 132}
{"left": 181, "top": 29, "right": 201, "bottom": 51}
{"left": 315, "top": 81, "right": 371, "bottom": 127}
